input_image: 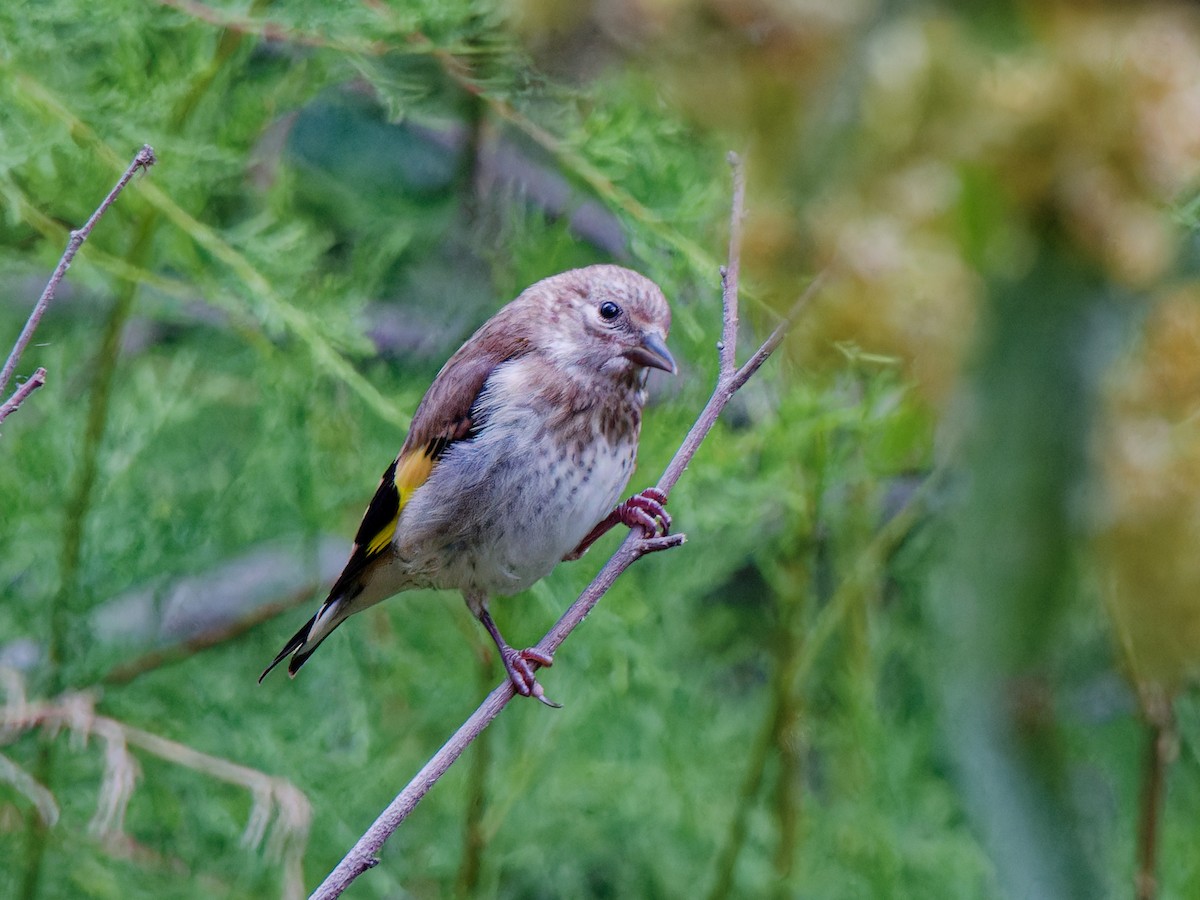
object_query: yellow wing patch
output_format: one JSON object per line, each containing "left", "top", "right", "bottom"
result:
{"left": 365, "top": 515, "right": 400, "bottom": 556}
{"left": 395, "top": 447, "right": 435, "bottom": 494}
{"left": 362, "top": 449, "right": 435, "bottom": 556}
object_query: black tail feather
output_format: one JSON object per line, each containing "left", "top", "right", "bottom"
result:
{"left": 259, "top": 613, "right": 316, "bottom": 683}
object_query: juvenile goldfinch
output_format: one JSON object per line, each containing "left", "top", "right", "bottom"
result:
{"left": 261, "top": 265, "right": 675, "bottom": 704}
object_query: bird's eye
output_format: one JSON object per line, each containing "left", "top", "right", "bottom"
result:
{"left": 599, "top": 301, "right": 622, "bottom": 321}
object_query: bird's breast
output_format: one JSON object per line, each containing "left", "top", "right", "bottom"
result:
{"left": 395, "top": 362, "right": 643, "bottom": 597}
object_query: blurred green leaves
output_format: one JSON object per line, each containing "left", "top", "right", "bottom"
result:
{"left": 929, "top": 247, "right": 1118, "bottom": 900}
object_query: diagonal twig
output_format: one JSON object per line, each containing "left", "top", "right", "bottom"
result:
{"left": 0, "top": 145, "right": 156, "bottom": 428}
{"left": 0, "top": 368, "right": 47, "bottom": 425}
{"left": 309, "top": 152, "right": 821, "bottom": 900}
{"left": 1135, "top": 685, "right": 1176, "bottom": 900}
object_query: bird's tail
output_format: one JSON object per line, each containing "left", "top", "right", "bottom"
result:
{"left": 258, "top": 597, "right": 347, "bottom": 683}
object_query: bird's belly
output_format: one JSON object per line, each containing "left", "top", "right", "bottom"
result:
{"left": 397, "top": 423, "right": 635, "bottom": 597}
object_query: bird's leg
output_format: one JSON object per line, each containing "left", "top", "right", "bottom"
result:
{"left": 563, "top": 487, "right": 671, "bottom": 561}
{"left": 476, "top": 604, "right": 560, "bottom": 708}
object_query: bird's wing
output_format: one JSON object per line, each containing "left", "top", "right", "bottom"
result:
{"left": 258, "top": 317, "right": 534, "bottom": 682}
{"left": 326, "top": 326, "right": 533, "bottom": 601}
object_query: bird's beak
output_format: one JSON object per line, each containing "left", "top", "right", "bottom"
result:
{"left": 625, "top": 331, "right": 677, "bottom": 374}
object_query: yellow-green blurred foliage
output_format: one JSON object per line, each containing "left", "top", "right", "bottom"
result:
{"left": 517, "top": 0, "right": 1200, "bottom": 408}
{"left": 520, "top": 0, "right": 1200, "bottom": 704}
{"left": 1097, "top": 287, "right": 1200, "bottom": 691}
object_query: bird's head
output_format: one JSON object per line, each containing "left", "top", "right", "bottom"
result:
{"left": 525, "top": 265, "right": 676, "bottom": 382}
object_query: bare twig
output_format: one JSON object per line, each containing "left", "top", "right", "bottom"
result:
{"left": 0, "top": 368, "right": 47, "bottom": 426}
{"left": 309, "top": 153, "right": 820, "bottom": 900}
{"left": 0, "top": 146, "right": 155, "bottom": 427}
{"left": 718, "top": 152, "right": 745, "bottom": 374}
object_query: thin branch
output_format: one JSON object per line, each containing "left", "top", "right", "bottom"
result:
{"left": 19, "top": 147, "right": 158, "bottom": 895}
{"left": 0, "top": 368, "right": 47, "bottom": 427}
{"left": 653, "top": 273, "right": 824, "bottom": 507}
{"left": 718, "top": 152, "right": 746, "bottom": 374}
{"left": 729, "top": 272, "right": 825, "bottom": 395}
{"left": 309, "top": 153, "right": 820, "bottom": 900}
{"left": 99, "top": 579, "right": 327, "bottom": 687}
{"left": 0, "top": 146, "right": 156, "bottom": 406}
{"left": 15, "top": 73, "right": 407, "bottom": 427}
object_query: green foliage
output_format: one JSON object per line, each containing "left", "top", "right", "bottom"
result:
{"left": 3, "top": 2, "right": 1199, "bottom": 899}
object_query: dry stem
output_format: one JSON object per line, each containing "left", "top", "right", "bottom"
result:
{"left": 1135, "top": 686, "right": 1176, "bottom": 900}
{"left": 0, "top": 368, "right": 47, "bottom": 424}
{"left": 0, "top": 145, "right": 155, "bottom": 428}
{"left": 309, "top": 153, "right": 821, "bottom": 899}
{"left": 0, "top": 676, "right": 310, "bottom": 895}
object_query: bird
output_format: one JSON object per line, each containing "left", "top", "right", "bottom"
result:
{"left": 260, "top": 264, "right": 676, "bottom": 705}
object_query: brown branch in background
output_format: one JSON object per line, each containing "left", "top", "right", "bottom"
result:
{"left": 309, "top": 153, "right": 822, "bottom": 900}
{"left": 1135, "top": 686, "right": 1176, "bottom": 900}
{"left": 0, "top": 146, "right": 156, "bottom": 428}
{"left": 99, "top": 580, "right": 327, "bottom": 687}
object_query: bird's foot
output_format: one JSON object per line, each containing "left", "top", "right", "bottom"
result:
{"left": 562, "top": 487, "right": 672, "bottom": 561}
{"left": 500, "top": 646, "right": 561, "bottom": 708}
{"left": 615, "top": 487, "right": 671, "bottom": 537}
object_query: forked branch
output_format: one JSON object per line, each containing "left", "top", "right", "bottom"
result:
{"left": 310, "top": 153, "right": 821, "bottom": 900}
{"left": 1135, "top": 685, "right": 1177, "bottom": 900}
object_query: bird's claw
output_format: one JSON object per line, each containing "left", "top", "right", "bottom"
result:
{"left": 501, "top": 646, "right": 561, "bottom": 708}
{"left": 616, "top": 487, "right": 671, "bottom": 538}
